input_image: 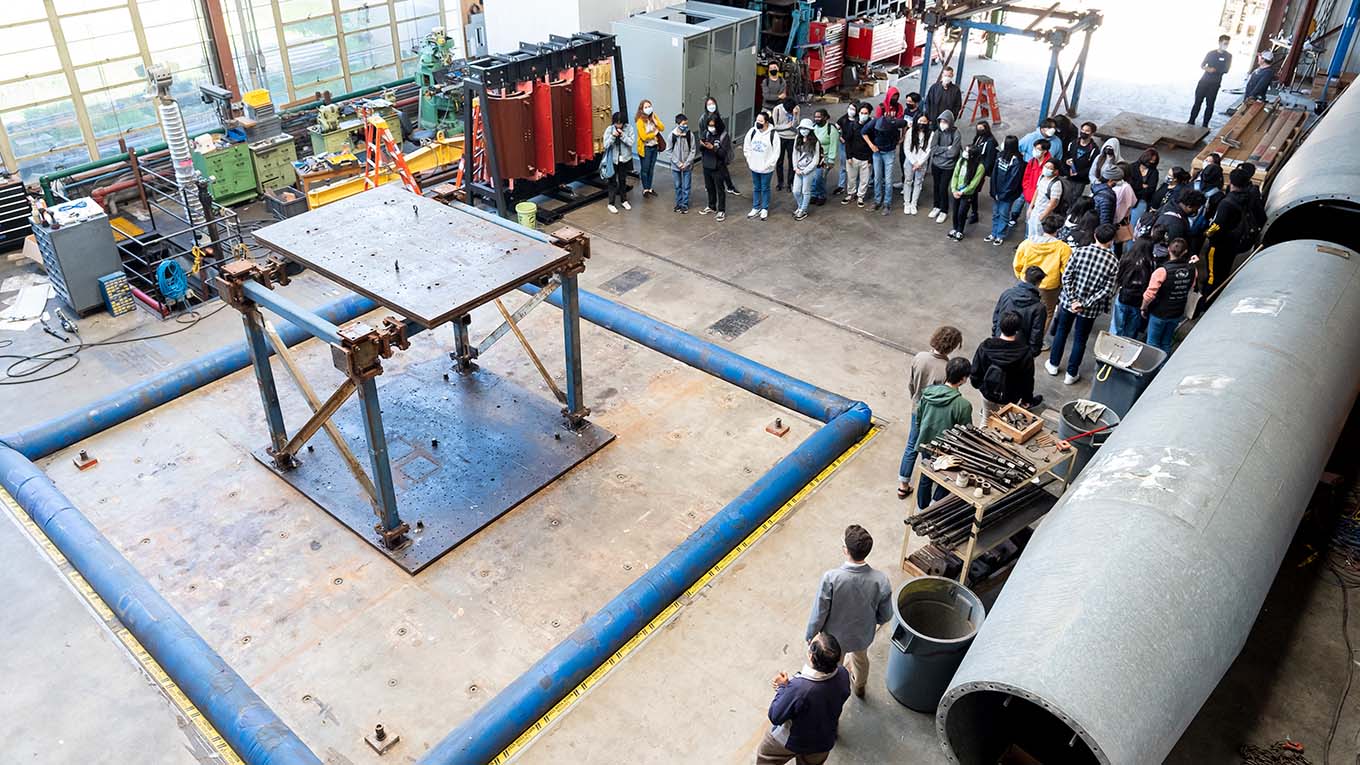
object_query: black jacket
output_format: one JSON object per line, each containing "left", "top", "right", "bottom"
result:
{"left": 1154, "top": 207, "right": 1191, "bottom": 242}
{"left": 971, "top": 133, "right": 998, "bottom": 174}
{"left": 992, "top": 281, "right": 1047, "bottom": 357}
{"left": 1116, "top": 247, "right": 1155, "bottom": 307}
{"left": 925, "top": 82, "right": 962, "bottom": 121}
{"left": 1149, "top": 182, "right": 1183, "bottom": 212}
{"left": 970, "top": 337, "right": 1036, "bottom": 406}
{"left": 1065, "top": 138, "right": 1097, "bottom": 183}
{"left": 1127, "top": 162, "right": 1159, "bottom": 205}
{"left": 839, "top": 114, "right": 873, "bottom": 161}
{"left": 699, "top": 129, "right": 731, "bottom": 171}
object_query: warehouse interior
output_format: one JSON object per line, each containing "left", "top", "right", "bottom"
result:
{"left": 2, "top": 1, "right": 1359, "bottom": 764}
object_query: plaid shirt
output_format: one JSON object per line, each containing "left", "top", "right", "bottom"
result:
{"left": 1059, "top": 243, "right": 1119, "bottom": 316}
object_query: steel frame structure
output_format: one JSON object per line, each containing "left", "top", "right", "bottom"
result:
{"left": 917, "top": 4, "right": 1102, "bottom": 125}
{"left": 217, "top": 202, "right": 591, "bottom": 553}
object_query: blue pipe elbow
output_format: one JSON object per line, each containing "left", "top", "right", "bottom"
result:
{"left": 419, "top": 401, "right": 872, "bottom": 765}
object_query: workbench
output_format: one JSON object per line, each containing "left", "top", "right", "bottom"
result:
{"left": 902, "top": 425, "right": 1076, "bottom": 584}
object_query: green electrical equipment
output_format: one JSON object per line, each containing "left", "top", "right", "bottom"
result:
{"left": 192, "top": 139, "right": 257, "bottom": 206}
{"left": 416, "top": 27, "right": 464, "bottom": 135}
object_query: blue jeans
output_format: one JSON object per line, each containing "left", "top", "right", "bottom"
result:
{"left": 1146, "top": 314, "right": 1182, "bottom": 352}
{"left": 917, "top": 472, "right": 950, "bottom": 511}
{"left": 838, "top": 152, "right": 847, "bottom": 190}
{"left": 672, "top": 168, "right": 691, "bottom": 209}
{"left": 991, "top": 196, "right": 1023, "bottom": 238}
{"left": 792, "top": 171, "right": 813, "bottom": 212}
{"left": 871, "top": 150, "right": 894, "bottom": 206}
{"left": 811, "top": 165, "right": 826, "bottom": 199}
{"left": 1130, "top": 200, "right": 1148, "bottom": 233}
{"left": 1109, "top": 300, "right": 1143, "bottom": 338}
{"left": 751, "top": 171, "right": 773, "bottom": 210}
{"left": 640, "top": 149, "right": 658, "bottom": 190}
{"left": 898, "top": 412, "right": 921, "bottom": 482}
{"left": 1048, "top": 306, "right": 1096, "bottom": 377}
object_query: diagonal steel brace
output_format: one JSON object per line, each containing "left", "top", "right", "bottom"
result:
{"left": 477, "top": 274, "right": 561, "bottom": 355}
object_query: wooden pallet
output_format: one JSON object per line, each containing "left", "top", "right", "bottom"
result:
{"left": 1194, "top": 101, "right": 1307, "bottom": 185}
{"left": 1101, "top": 111, "right": 1210, "bottom": 149}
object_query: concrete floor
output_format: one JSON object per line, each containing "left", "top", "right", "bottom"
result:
{"left": 3, "top": 19, "right": 1357, "bottom": 765}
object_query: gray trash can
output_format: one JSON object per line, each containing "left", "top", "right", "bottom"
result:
{"left": 1053, "top": 400, "right": 1121, "bottom": 481}
{"left": 885, "top": 576, "right": 986, "bottom": 712}
{"left": 1088, "top": 331, "right": 1166, "bottom": 418}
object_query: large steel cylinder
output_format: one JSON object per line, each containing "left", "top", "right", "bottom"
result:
{"left": 936, "top": 238, "right": 1360, "bottom": 764}
{"left": 1262, "top": 79, "right": 1360, "bottom": 249}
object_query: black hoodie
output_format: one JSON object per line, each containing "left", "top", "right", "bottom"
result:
{"left": 970, "top": 337, "right": 1036, "bottom": 406}
{"left": 992, "top": 282, "right": 1047, "bottom": 357}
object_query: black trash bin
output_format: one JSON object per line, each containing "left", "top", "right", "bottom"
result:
{"left": 1088, "top": 331, "right": 1167, "bottom": 418}
{"left": 1054, "top": 400, "right": 1121, "bottom": 481}
{"left": 885, "top": 576, "right": 986, "bottom": 712}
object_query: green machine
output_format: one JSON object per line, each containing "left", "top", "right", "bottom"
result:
{"left": 249, "top": 134, "right": 298, "bottom": 194}
{"left": 308, "top": 98, "right": 404, "bottom": 155}
{"left": 416, "top": 27, "right": 463, "bottom": 134}
{"left": 192, "top": 138, "right": 258, "bottom": 206}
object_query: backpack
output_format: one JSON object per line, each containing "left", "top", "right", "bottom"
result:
{"left": 1043, "top": 177, "right": 1068, "bottom": 216}
{"left": 1189, "top": 187, "right": 1220, "bottom": 235}
{"left": 980, "top": 358, "right": 1008, "bottom": 404}
{"left": 1135, "top": 202, "right": 1170, "bottom": 239}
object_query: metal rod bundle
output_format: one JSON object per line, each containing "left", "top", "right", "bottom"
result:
{"left": 908, "top": 480, "right": 1055, "bottom": 549}
{"left": 921, "top": 425, "right": 1038, "bottom": 489}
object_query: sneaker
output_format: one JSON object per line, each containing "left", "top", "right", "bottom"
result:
{"left": 833, "top": 186, "right": 845, "bottom": 195}
{"left": 903, "top": 205, "right": 911, "bottom": 215}
{"left": 673, "top": 205, "right": 680, "bottom": 212}
{"left": 872, "top": 202, "right": 883, "bottom": 211}
{"left": 747, "top": 208, "right": 759, "bottom": 218}
{"left": 909, "top": 204, "right": 918, "bottom": 215}
{"left": 715, "top": 212, "right": 726, "bottom": 221}
{"left": 856, "top": 199, "right": 865, "bottom": 208}
{"left": 927, "top": 207, "right": 940, "bottom": 218}
{"left": 841, "top": 196, "right": 851, "bottom": 205}
{"left": 1063, "top": 372, "right": 1081, "bottom": 385}
{"left": 680, "top": 207, "right": 689, "bottom": 214}
{"left": 793, "top": 209, "right": 807, "bottom": 220}
{"left": 608, "top": 204, "right": 619, "bottom": 214}
{"left": 699, "top": 207, "right": 712, "bottom": 215}
{"left": 982, "top": 234, "right": 995, "bottom": 243}
{"left": 991, "top": 238, "right": 1005, "bottom": 247}
{"left": 760, "top": 209, "right": 768, "bottom": 220}
{"left": 621, "top": 201, "right": 631, "bottom": 211}
{"left": 728, "top": 188, "right": 742, "bottom": 196}
{"left": 880, "top": 207, "right": 890, "bottom": 216}
{"left": 1044, "top": 360, "right": 1060, "bottom": 376}
{"left": 1006, "top": 219, "right": 1018, "bottom": 228}
{"left": 935, "top": 211, "right": 948, "bottom": 223}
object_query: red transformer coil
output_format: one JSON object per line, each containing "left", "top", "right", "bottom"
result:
{"left": 572, "top": 67, "right": 595, "bottom": 162}
{"left": 531, "top": 79, "right": 556, "bottom": 177}
{"left": 550, "top": 75, "right": 576, "bottom": 165}
{"left": 485, "top": 90, "right": 533, "bottom": 180}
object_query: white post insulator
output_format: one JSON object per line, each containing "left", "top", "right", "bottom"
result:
{"left": 156, "top": 93, "right": 207, "bottom": 243}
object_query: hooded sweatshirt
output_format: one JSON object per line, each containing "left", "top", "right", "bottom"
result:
{"left": 1089, "top": 137, "right": 1125, "bottom": 186}
{"left": 793, "top": 136, "right": 821, "bottom": 174}
{"left": 992, "top": 281, "right": 1047, "bottom": 356}
{"left": 743, "top": 124, "right": 780, "bottom": 174}
{"left": 929, "top": 110, "right": 960, "bottom": 171}
{"left": 915, "top": 384, "right": 974, "bottom": 449}
{"left": 991, "top": 153, "right": 1024, "bottom": 200}
{"left": 875, "top": 86, "right": 905, "bottom": 119}
{"left": 951, "top": 153, "right": 986, "bottom": 195}
{"left": 669, "top": 125, "right": 696, "bottom": 171}
{"left": 1013, "top": 235, "right": 1072, "bottom": 291}
{"left": 970, "top": 337, "right": 1035, "bottom": 406}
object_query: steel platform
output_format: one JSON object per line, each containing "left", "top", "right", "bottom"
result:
{"left": 254, "top": 357, "right": 614, "bottom": 573}
{"left": 251, "top": 185, "right": 569, "bottom": 328}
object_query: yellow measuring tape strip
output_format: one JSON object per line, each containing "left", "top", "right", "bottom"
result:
{"left": 490, "top": 422, "right": 882, "bottom": 764}
{"left": 1, "top": 488, "right": 245, "bottom": 765}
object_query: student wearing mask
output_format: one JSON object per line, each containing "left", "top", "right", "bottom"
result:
{"left": 1149, "top": 166, "right": 1190, "bottom": 213}
{"left": 897, "top": 325, "right": 963, "bottom": 500}
{"left": 698, "top": 114, "right": 731, "bottom": 221}
{"left": 835, "top": 101, "right": 858, "bottom": 195}
{"left": 1012, "top": 214, "right": 1073, "bottom": 336}
{"left": 1020, "top": 118, "right": 1064, "bottom": 162}
{"left": 896, "top": 92, "right": 923, "bottom": 189}
{"left": 927, "top": 110, "right": 961, "bottom": 224}
{"left": 925, "top": 67, "right": 962, "bottom": 121}
{"left": 600, "top": 111, "right": 635, "bottom": 214}
{"left": 986, "top": 135, "right": 1025, "bottom": 245}
{"left": 901, "top": 115, "right": 933, "bottom": 215}
{"left": 1045, "top": 223, "right": 1119, "bottom": 385}
{"left": 1201, "top": 166, "right": 1254, "bottom": 289}
{"left": 1141, "top": 238, "right": 1198, "bottom": 352}
{"left": 1090, "top": 164, "right": 1118, "bottom": 227}
{"left": 1027, "top": 159, "right": 1064, "bottom": 241}
{"left": 1111, "top": 230, "right": 1157, "bottom": 338}
{"left": 1151, "top": 188, "right": 1205, "bottom": 244}
{"left": 634, "top": 99, "right": 665, "bottom": 198}
{"left": 1051, "top": 115, "right": 1078, "bottom": 155}
{"left": 1064, "top": 121, "right": 1098, "bottom": 197}
{"left": 1021, "top": 138, "right": 1052, "bottom": 211}
{"left": 772, "top": 96, "right": 800, "bottom": 191}
{"left": 1110, "top": 168, "right": 1138, "bottom": 248}
{"left": 1244, "top": 51, "right": 1276, "bottom": 102}
{"left": 669, "top": 113, "right": 695, "bottom": 214}
{"left": 791, "top": 118, "right": 822, "bottom": 221}
{"left": 1127, "top": 148, "right": 1160, "bottom": 232}
{"left": 1089, "top": 137, "right": 1125, "bottom": 186}
{"left": 704, "top": 96, "right": 741, "bottom": 196}
{"left": 902, "top": 91, "right": 923, "bottom": 122}
{"left": 743, "top": 110, "right": 781, "bottom": 220}
{"left": 967, "top": 121, "right": 997, "bottom": 225}
{"left": 948, "top": 145, "right": 987, "bottom": 241}
{"left": 1190, "top": 35, "right": 1233, "bottom": 128}
{"left": 876, "top": 87, "right": 906, "bottom": 189}
{"left": 861, "top": 107, "right": 909, "bottom": 213}
{"left": 763, "top": 61, "right": 788, "bottom": 109}
{"left": 811, "top": 108, "right": 839, "bottom": 205}
{"left": 841, "top": 103, "right": 874, "bottom": 208}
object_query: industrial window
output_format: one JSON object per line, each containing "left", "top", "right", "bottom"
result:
{"left": 0, "top": 0, "right": 216, "bottom": 181}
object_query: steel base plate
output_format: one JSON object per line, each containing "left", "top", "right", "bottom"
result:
{"left": 253, "top": 359, "right": 614, "bottom": 573}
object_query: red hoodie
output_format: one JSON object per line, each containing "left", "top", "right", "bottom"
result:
{"left": 1022, "top": 152, "right": 1051, "bottom": 202}
{"left": 875, "top": 86, "right": 904, "bottom": 119}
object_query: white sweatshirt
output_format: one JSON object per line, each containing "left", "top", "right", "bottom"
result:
{"left": 744, "top": 126, "right": 781, "bottom": 175}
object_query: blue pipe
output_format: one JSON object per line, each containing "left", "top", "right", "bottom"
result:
{"left": 1320, "top": 0, "right": 1360, "bottom": 104}
{"left": 0, "top": 447, "right": 321, "bottom": 765}
{"left": 521, "top": 283, "right": 855, "bottom": 424}
{"left": 0, "top": 293, "right": 377, "bottom": 461}
{"left": 419, "top": 401, "right": 873, "bottom": 765}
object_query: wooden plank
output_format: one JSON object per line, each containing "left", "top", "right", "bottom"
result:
{"left": 1101, "top": 111, "right": 1209, "bottom": 149}
{"left": 1219, "top": 100, "right": 1263, "bottom": 149}
{"left": 1258, "top": 109, "right": 1305, "bottom": 168}
{"left": 1249, "top": 108, "right": 1300, "bottom": 163}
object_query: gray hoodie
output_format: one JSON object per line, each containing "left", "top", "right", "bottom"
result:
{"left": 793, "top": 136, "right": 821, "bottom": 174}
{"left": 670, "top": 125, "right": 696, "bottom": 171}
{"left": 929, "top": 109, "right": 960, "bottom": 170}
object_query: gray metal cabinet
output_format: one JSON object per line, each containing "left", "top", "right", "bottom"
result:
{"left": 613, "top": 2, "right": 760, "bottom": 158}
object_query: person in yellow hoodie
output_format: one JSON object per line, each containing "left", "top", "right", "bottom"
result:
{"left": 1012, "top": 213, "right": 1072, "bottom": 339}
{"left": 635, "top": 99, "right": 666, "bottom": 198}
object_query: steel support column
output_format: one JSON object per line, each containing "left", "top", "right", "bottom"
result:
{"left": 451, "top": 316, "right": 476, "bottom": 373}
{"left": 955, "top": 24, "right": 971, "bottom": 85}
{"left": 1068, "top": 27, "right": 1094, "bottom": 115}
{"left": 1038, "top": 42, "right": 1062, "bottom": 124}
{"left": 242, "top": 306, "right": 289, "bottom": 461}
{"left": 560, "top": 273, "right": 586, "bottom": 428}
{"left": 919, "top": 24, "right": 937, "bottom": 96}
{"left": 356, "top": 376, "right": 404, "bottom": 545}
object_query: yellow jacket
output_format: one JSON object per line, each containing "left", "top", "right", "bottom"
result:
{"left": 636, "top": 116, "right": 665, "bottom": 157}
{"left": 1012, "top": 236, "right": 1072, "bottom": 291}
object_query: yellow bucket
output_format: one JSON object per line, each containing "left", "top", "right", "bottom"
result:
{"left": 515, "top": 201, "right": 537, "bottom": 229}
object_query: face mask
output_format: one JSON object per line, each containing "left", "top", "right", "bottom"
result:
{"left": 1218, "top": 44, "right": 1228, "bottom": 52}
{"left": 678, "top": 124, "right": 688, "bottom": 132}
{"left": 769, "top": 70, "right": 779, "bottom": 78}
{"left": 942, "top": 76, "right": 953, "bottom": 85}
{"left": 906, "top": 102, "right": 918, "bottom": 112}
{"left": 756, "top": 120, "right": 767, "bottom": 128}
{"left": 976, "top": 127, "right": 985, "bottom": 135}
{"left": 814, "top": 118, "right": 826, "bottom": 126}
{"left": 938, "top": 121, "right": 948, "bottom": 130}
{"left": 846, "top": 104, "right": 855, "bottom": 116}
{"left": 1042, "top": 128, "right": 1055, "bottom": 137}
{"left": 706, "top": 103, "right": 716, "bottom": 113}
{"left": 1081, "top": 132, "right": 1093, "bottom": 140}
{"left": 798, "top": 128, "right": 810, "bottom": 136}
{"left": 1042, "top": 168, "right": 1054, "bottom": 176}
{"left": 858, "top": 113, "right": 870, "bottom": 123}
{"left": 643, "top": 106, "right": 653, "bottom": 116}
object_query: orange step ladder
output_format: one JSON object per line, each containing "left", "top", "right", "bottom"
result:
{"left": 361, "top": 106, "right": 420, "bottom": 195}
{"left": 964, "top": 75, "right": 1001, "bottom": 125}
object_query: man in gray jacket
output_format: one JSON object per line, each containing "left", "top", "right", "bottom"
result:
{"left": 805, "top": 525, "right": 893, "bottom": 698}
